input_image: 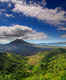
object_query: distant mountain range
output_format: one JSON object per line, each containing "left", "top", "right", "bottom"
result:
{"left": 39, "top": 42, "right": 66, "bottom": 47}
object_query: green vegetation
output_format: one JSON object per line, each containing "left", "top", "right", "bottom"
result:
{"left": 0, "top": 48, "right": 66, "bottom": 80}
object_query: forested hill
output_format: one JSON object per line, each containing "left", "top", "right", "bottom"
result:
{"left": 0, "top": 48, "right": 66, "bottom": 80}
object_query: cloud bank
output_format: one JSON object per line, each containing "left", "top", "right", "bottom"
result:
{"left": 0, "top": 0, "right": 65, "bottom": 27}
{"left": 13, "top": 3, "right": 66, "bottom": 26}
{"left": 61, "top": 34, "right": 66, "bottom": 38}
{"left": 57, "top": 26, "right": 66, "bottom": 31}
{"left": 57, "top": 26, "right": 66, "bottom": 39}
{"left": 0, "top": 0, "right": 66, "bottom": 43}
{"left": 0, "top": 25, "right": 47, "bottom": 43}
{"left": 1, "top": 0, "right": 65, "bottom": 26}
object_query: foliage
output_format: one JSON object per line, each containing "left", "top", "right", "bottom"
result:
{"left": 0, "top": 48, "right": 66, "bottom": 80}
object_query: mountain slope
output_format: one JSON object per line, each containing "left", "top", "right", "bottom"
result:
{"left": 0, "top": 39, "right": 44, "bottom": 56}
{"left": 0, "top": 48, "right": 66, "bottom": 80}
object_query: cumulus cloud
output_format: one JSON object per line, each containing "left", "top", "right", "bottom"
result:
{"left": 0, "top": 25, "right": 47, "bottom": 43}
{"left": 57, "top": 26, "right": 66, "bottom": 39}
{"left": 0, "top": 0, "right": 46, "bottom": 5}
{"left": 57, "top": 26, "right": 66, "bottom": 31}
{"left": 12, "top": 3, "right": 66, "bottom": 26}
{"left": 0, "top": 0, "right": 66, "bottom": 42}
{"left": 61, "top": 34, "right": 66, "bottom": 38}
{"left": 21, "top": 31, "right": 47, "bottom": 40}
{"left": 0, "top": 0, "right": 66, "bottom": 26}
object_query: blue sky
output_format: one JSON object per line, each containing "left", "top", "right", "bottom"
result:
{"left": 0, "top": 0, "right": 66, "bottom": 44}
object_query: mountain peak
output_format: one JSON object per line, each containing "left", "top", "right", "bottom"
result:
{"left": 10, "top": 39, "right": 26, "bottom": 44}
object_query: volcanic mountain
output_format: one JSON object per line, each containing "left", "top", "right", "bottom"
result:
{"left": 0, "top": 39, "right": 44, "bottom": 56}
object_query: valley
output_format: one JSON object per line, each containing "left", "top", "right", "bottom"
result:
{"left": 0, "top": 48, "right": 66, "bottom": 80}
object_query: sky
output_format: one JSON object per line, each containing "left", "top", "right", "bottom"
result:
{"left": 0, "top": 0, "right": 66, "bottom": 44}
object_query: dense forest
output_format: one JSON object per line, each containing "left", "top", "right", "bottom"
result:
{"left": 0, "top": 48, "right": 66, "bottom": 80}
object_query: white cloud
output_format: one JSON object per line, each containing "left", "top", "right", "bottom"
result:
{"left": 21, "top": 31, "right": 47, "bottom": 40}
{"left": 0, "top": 0, "right": 66, "bottom": 26}
{"left": 13, "top": 3, "right": 66, "bottom": 26}
{"left": 0, "top": 0, "right": 65, "bottom": 27}
{"left": 0, "top": 0, "right": 46, "bottom": 5}
{"left": 61, "top": 34, "right": 66, "bottom": 38}
{"left": 0, "top": 0, "right": 66, "bottom": 42}
{"left": 57, "top": 26, "right": 66, "bottom": 31}
{"left": 0, "top": 25, "right": 47, "bottom": 43}
{"left": 57, "top": 26, "right": 66, "bottom": 39}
